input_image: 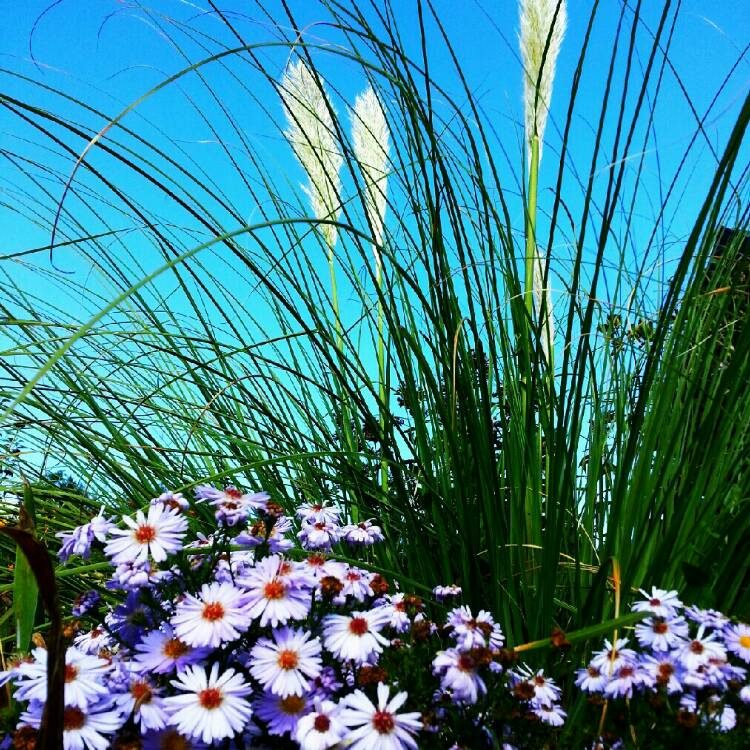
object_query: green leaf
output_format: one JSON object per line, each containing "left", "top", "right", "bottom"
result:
{"left": 13, "top": 484, "right": 40, "bottom": 652}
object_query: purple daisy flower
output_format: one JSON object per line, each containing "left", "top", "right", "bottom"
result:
{"left": 253, "top": 690, "right": 311, "bottom": 737}
{"left": 134, "top": 625, "right": 211, "bottom": 674}
{"left": 56, "top": 508, "right": 115, "bottom": 562}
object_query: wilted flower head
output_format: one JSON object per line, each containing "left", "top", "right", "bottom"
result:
{"left": 280, "top": 59, "right": 343, "bottom": 248}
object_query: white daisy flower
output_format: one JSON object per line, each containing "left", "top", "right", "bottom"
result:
{"left": 249, "top": 627, "right": 322, "bottom": 698}
{"left": 341, "top": 519, "right": 384, "bottom": 546}
{"left": 384, "top": 594, "right": 412, "bottom": 633}
{"left": 446, "top": 606, "right": 504, "bottom": 650}
{"left": 294, "top": 699, "right": 346, "bottom": 750}
{"left": 339, "top": 682, "right": 422, "bottom": 750}
{"left": 634, "top": 615, "right": 689, "bottom": 652}
{"left": 589, "top": 638, "right": 637, "bottom": 674}
{"left": 195, "top": 485, "right": 269, "bottom": 526}
{"left": 532, "top": 701, "right": 567, "bottom": 727}
{"left": 15, "top": 646, "right": 110, "bottom": 709}
{"left": 117, "top": 675, "right": 168, "bottom": 731}
{"left": 574, "top": 664, "right": 608, "bottom": 693}
{"left": 679, "top": 625, "right": 727, "bottom": 671}
{"left": 239, "top": 555, "right": 312, "bottom": 627}
{"left": 165, "top": 663, "right": 253, "bottom": 744}
{"left": 432, "top": 648, "right": 487, "bottom": 704}
{"left": 74, "top": 626, "right": 112, "bottom": 656}
{"left": 604, "top": 663, "right": 650, "bottom": 699}
{"left": 509, "top": 665, "right": 561, "bottom": 707}
{"left": 336, "top": 566, "right": 373, "bottom": 603}
{"left": 640, "top": 653, "right": 683, "bottom": 694}
{"left": 150, "top": 490, "right": 189, "bottom": 512}
{"left": 684, "top": 605, "right": 729, "bottom": 629}
{"left": 172, "top": 581, "right": 252, "bottom": 648}
{"left": 322, "top": 608, "right": 391, "bottom": 665}
{"left": 631, "top": 587, "right": 682, "bottom": 618}
{"left": 296, "top": 502, "right": 341, "bottom": 524}
{"left": 432, "top": 584, "right": 462, "bottom": 603}
{"left": 723, "top": 622, "right": 750, "bottom": 663}
{"left": 300, "top": 554, "right": 346, "bottom": 583}
{"left": 105, "top": 504, "right": 187, "bottom": 565}
{"left": 298, "top": 519, "right": 341, "bottom": 550}
{"left": 20, "top": 701, "right": 124, "bottom": 750}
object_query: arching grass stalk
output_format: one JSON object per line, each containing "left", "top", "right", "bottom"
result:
{"left": 352, "top": 87, "right": 391, "bottom": 495}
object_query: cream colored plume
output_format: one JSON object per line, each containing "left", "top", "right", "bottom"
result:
{"left": 520, "top": 0, "right": 565, "bottom": 364}
{"left": 520, "top": 0, "right": 567, "bottom": 156}
{"left": 280, "top": 59, "right": 344, "bottom": 248}
{"left": 351, "top": 86, "right": 390, "bottom": 267}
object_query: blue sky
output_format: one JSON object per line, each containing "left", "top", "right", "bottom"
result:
{"left": 3, "top": 0, "right": 748, "bottom": 268}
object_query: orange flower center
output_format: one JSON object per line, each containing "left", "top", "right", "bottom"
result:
{"left": 198, "top": 687, "right": 223, "bottom": 710}
{"left": 458, "top": 654, "right": 475, "bottom": 672}
{"left": 739, "top": 635, "right": 750, "bottom": 649}
{"left": 264, "top": 580, "right": 286, "bottom": 600}
{"left": 64, "top": 664, "right": 78, "bottom": 683}
{"left": 349, "top": 617, "right": 369, "bottom": 636}
{"left": 279, "top": 695, "right": 306, "bottom": 714}
{"left": 225, "top": 488, "right": 242, "bottom": 499}
{"left": 653, "top": 621, "right": 669, "bottom": 634}
{"left": 690, "top": 640, "right": 704, "bottom": 654}
{"left": 163, "top": 638, "right": 190, "bottom": 659}
{"left": 278, "top": 649, "right": 299, "bottom": 670}
{"left": 63, "top": 706, "right": 85, "bottom": 730}
{"left": 131, "top": 680, "right": 153, "bottom": 704}
{"left": 135, "top": 525, "right": 156, "bottom": 544}
{"left": 202, "top": 602, "right": 225, "bottom": 621}
{"left": 159, "top": 729, "right": 189, "bottom": 750}
{"left": 372, "top": 710, "right": 395, "bottom": 734}
{"left": 658, "top": 663, "right": 674, "bottom": 678}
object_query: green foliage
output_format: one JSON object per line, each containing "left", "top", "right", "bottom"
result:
{"left": 12, "top": 485, "right": 38, "bottom": 652}
{"left": 0, "top": 0, "right": 749, "bottom": 659}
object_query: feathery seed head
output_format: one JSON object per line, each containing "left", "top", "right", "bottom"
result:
{"left": 519, "top": 0, "right": 567, "bottom": 157}
{"left": 351, "top": 86, "right": 390, "bottom": 263}
{"left": 280, "top": 59, "right": 344, "bottom": 248}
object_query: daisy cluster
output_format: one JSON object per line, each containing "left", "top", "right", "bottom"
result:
{"left": 2, "top": 489, "right": 750, "bottom": 750}
{"left": 572, "top": 587, "right": 750, "bottom": 744}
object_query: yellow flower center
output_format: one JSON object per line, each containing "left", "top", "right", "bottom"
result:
{"left": 739, "top": 635, "right": 750, "bottom": 649}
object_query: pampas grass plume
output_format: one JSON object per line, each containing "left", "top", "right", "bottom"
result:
{"left": 351, "top": 86, "right": 390, "bottom": 266}
{"left": 520, "top": 0, "right": 567, "bottom": 156}
{"left": 280, "top": 59, "right": 344, "bottom": 249}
